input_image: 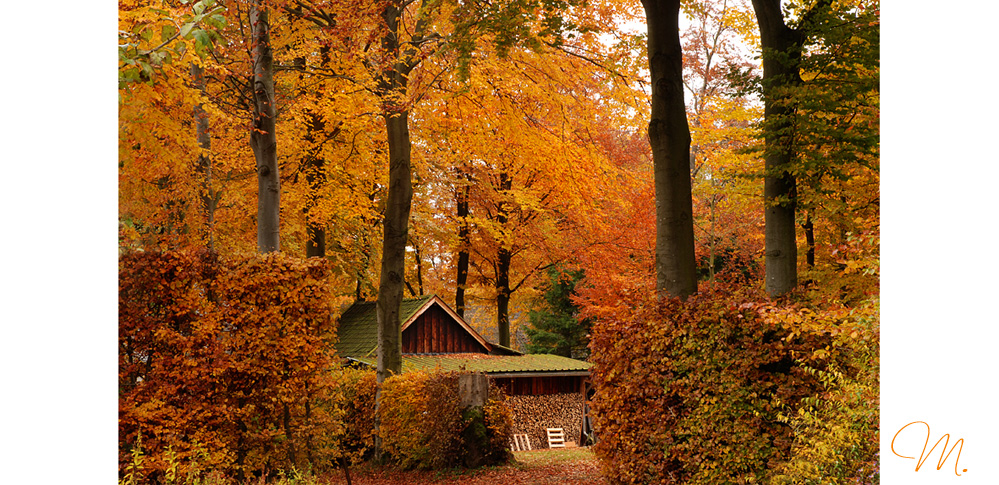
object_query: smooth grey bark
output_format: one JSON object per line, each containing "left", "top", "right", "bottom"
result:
{"left": 192, "top": 63, "right": 216, "bottom": 252}
{"left": 250, "top": 1, "right": 280, "bottom": 253}
{"left": 643, "top": 0, "right": 697, "bottom": 299}
{"left": 751, "top": 0, "right": 823, "bottom": 296}
{"left": 376, "top": 109, "right": 412, "bottom": 384}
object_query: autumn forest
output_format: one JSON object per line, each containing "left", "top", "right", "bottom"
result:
{"left": 118, "top": 0, "right": 879, "bottom": 482}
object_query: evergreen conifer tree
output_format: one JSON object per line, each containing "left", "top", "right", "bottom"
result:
{"left": 525, "top": 267, "right": 592, "bottom": 359}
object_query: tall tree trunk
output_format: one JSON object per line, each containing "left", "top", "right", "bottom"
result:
{"left": 802, "top": 213, "right": 815, "bottom": 267}
{"left": 494, "top": 171, "right": 513, "bottom": 347}
{"left": 250, "top": 0, "right": 280, "bottom": 253}
{"left": 376, "top": 108, "right": 411, "bottom": 383}
{"left": 303, "top": 109, "right": 330, "bottom": 259}
{"left": 643, "top": 0, "right": 697, "bottom": 299}
{"left": 752, "top": 0, "right": 812, "bottom": 296}
{"left": 374, "top": 1, "right": 415, "bottom": 461}
{"left": 192, "top": 63, "right": 216, "bottom": 253}
{"left": 455, "top": 170, "right": 471, "bottom": 318}
{"left": 496, "top": 247, "right": 512, "bottom": 347}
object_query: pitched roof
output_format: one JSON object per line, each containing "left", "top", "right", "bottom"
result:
{"left": 347, "top": 353, "right": 591, "bottom": 376}
{"left": 336, "top": 295, "right": 432, "bottom": 357}
{"left": 336, "top": 294, "right": 494, "bottom": 358}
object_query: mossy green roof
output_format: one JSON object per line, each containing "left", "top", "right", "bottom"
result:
{"left": 335, "top": 295, "right": 433, "bottom": 358}
{"left": 348, "top": 353, "right": 591, "bottom": 375}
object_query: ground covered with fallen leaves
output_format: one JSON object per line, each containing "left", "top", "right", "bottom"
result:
{"left": 323, "top": 447, "right": 605, "bottom": 485}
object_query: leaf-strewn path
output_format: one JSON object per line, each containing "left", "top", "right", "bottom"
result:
{"left": 326, "top": 448, "right": 605, "bottom": 485}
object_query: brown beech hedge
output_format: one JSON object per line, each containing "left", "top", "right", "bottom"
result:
{"left": 588, "top": 294, "right": 838, "bottom": 484}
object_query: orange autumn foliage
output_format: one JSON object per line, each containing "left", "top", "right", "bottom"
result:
{"left": 119, "top": 250, "right": 353, "bottom": 481}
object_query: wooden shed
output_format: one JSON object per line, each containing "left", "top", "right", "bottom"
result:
{"left": 335, "top": 294, "right": 594, "bottom": 447}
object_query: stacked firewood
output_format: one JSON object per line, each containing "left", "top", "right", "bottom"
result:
{"left": 506, "top": 393, "right": 583, "bottom": 449}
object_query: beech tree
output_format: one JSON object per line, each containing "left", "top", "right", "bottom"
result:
{"left": 373, "top": 0, "right": 422, "bottom": 388}
{"left": 643, "top": 0, "right": 698, "bottom": 299}
{"left": 250, "top": 0, "right": 280, "bottom": 253}
{"left": 750, "top": 0, "right": 805, "bottom": 296}
{"left": 750, "top": 0, "right": 878, "bottom": 296}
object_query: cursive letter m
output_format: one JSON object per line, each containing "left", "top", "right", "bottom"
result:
{"left": 891, "top": 421, "right": 966, "bottom": 476}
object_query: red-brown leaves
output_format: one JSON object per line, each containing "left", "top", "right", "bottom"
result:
{"left": 119, "top": 250, "right": 348, "bottom": 481}
{"left": 588, "top": 294, "right": 832, "bottom": 484}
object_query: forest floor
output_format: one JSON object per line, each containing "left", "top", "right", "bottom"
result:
{"left": 323, "top": 447, "right": 606, "bottom": 485}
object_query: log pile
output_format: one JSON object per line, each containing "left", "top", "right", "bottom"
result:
{"left": 506, "top": 393, "right": 583, "bottom": 449}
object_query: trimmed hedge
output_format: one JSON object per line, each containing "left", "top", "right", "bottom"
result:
{"left": 589, "top": 294, "right": 837, "bottom": 484}
{"left": 119, "top": 250, "right": 351, "bottom": 482}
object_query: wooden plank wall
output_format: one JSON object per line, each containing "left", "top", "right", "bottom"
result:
{"left": 401, "top": 305, "right": 487, "bottom": 354}
{"left": 493, "top": 375, "right": 583, "bottom": 396}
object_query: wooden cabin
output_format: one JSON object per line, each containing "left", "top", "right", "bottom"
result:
{"left": 335, "top": 294, "right": 593, "bottom": 447}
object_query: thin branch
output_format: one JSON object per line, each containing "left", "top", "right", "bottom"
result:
{"left": 544, "top": 41, "right": 629, "bottom": 83}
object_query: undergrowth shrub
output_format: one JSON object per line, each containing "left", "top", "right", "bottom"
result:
{"left": 378, "top": 371, "right": 513, "bottom": 469}
{"left": 480, "top": 391, "right": 516, "bottom": 463}
{"left": 590, "top": 291, "right": 878, "bottom": 484}
{"left": 325, "top": 367, "right": 378, "bottom": 465}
